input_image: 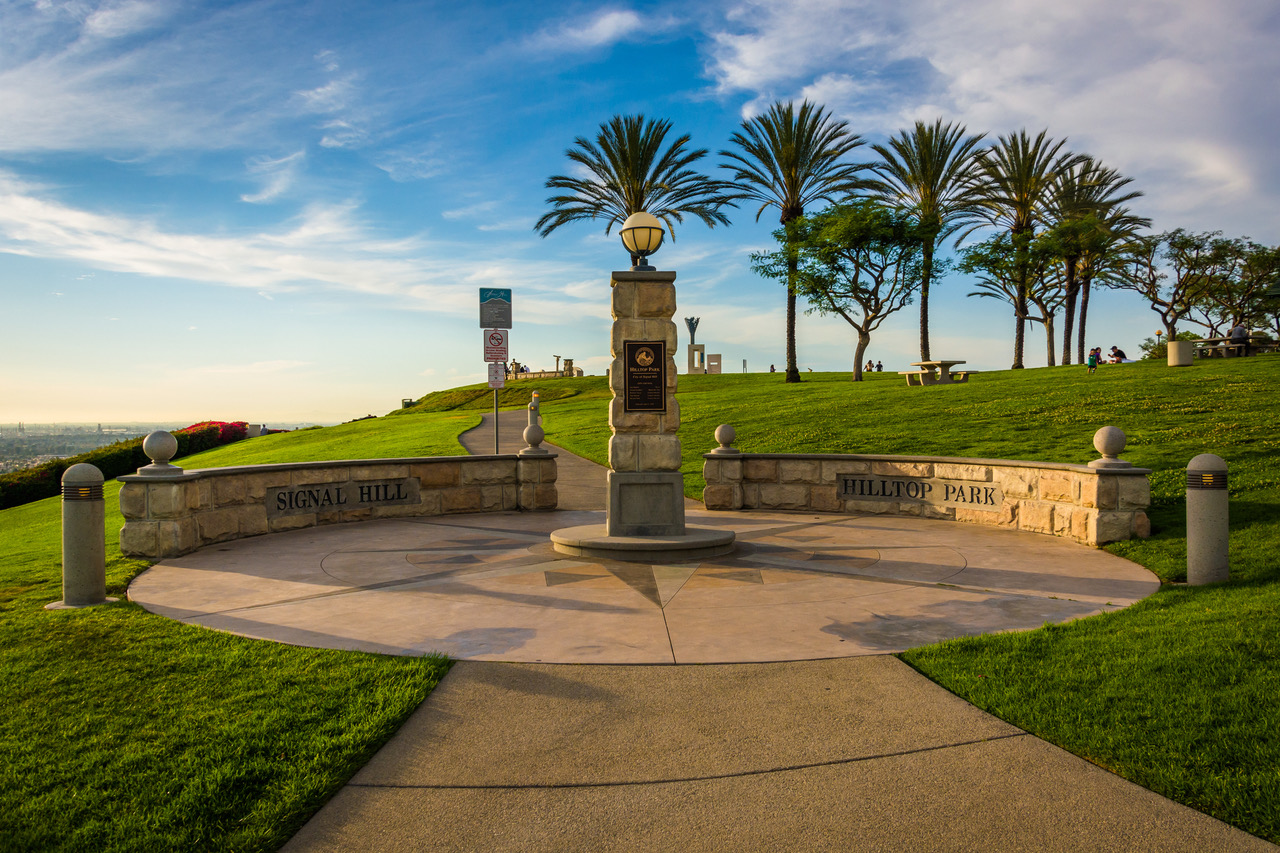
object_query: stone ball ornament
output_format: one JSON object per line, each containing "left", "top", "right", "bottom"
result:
{"left": 138, "top": 430, "right": 183, "bottom": 476}
{"left": 710, "top": 423, "right": 740, "bottom": 455}
{"left": 1089, "top": 426, "right": 1131, "bottom": 469}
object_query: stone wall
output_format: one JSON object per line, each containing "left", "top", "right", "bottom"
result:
{"left": 119, "top": 454, "right": 557, "bottom": 559}
{"left": 702, "top": 452, "right": 1150, "bottom": 546}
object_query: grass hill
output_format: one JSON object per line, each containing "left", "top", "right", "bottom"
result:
{"left": 2, "top": 358, "right": 1278, "bottom": 849}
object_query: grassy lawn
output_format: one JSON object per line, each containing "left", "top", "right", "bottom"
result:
{"left": 5, "top": 361, "right": 1280, "bottom": 847}
{"left": 423, "top": 357, "right": 1280, "bottom": 842}
{"left": 0, "top": 410, "right": 475, "bottom": 852}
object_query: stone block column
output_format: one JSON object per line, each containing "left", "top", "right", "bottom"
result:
{"left": 606, "top": 270, "right": 685, "bottom": 536}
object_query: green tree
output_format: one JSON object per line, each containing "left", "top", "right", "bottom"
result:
{"left": 751, "top": 200, "right": 924, "bottom": 380}
{"left": 969, "top": 129, "right": 1083, "bottom": 368}
{"left": 1116, "top": 230, "right": 1237, "bottom": 338}
{"left": 959, "top": 231, "right": 1064, "bottom": 365}
{"left": 1074, "top": 206, "right": 1149, "bottom": 362}
{"left": 869, "top": 118, "right": 986, "bottom": 361}
{"left": 535, "top": 114, "right": 740, "bottom": 264}
{"left": 721, "top": 100, "right": 867, "bottom": 383}
{"left": 1042, "top": 158, "right": 1145, "bottom": 364}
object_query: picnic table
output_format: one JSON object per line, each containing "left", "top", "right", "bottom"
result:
{"left": 898, "top": 360, "right": 975, "bottom": 386}
{"left": 1195, "top": 336, "right": 1277, "bottom": 357}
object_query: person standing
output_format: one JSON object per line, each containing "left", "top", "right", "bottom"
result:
{"left": 875, "top": 361, "right": 883, "bottom": 372}
{"left": 1087, "top": 348, "right": 1099, "bottom": 374}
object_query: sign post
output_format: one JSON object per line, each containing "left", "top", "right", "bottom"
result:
{"left": 480, "top": 289, "right": 513, "bottom": 454}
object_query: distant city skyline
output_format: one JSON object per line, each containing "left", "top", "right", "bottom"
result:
{"left": 2, "top": 0, "right": 1277, "bottom": 423}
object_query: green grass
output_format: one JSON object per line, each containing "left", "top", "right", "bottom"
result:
{"left": 0, "top": 410, "right": 478, "bottom": 852}
{"left": 5, "top": 361, "right": 1280, "bottom": 847}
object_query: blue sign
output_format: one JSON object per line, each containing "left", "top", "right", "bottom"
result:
{"left": 479, "top": 288, "right": 512, "bottom": 328}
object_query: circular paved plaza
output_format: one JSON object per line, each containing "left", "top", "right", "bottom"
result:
{"left": 129, "top": 507, "right": 1158, "bottom": 663}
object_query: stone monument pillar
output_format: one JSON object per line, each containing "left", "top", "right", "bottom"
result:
{"left": 607, "top": 270, "right": 684, "bottom": 536}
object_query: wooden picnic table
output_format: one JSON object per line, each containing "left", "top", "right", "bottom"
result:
{"left": 1194, "top": 337, "right": 1276, "bottom": 357}
{"left": 898, "top": 360, "right": 974, "bottom": 386}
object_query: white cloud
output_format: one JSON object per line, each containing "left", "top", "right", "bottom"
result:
{"left": 706, "top": 0, "right": 1280, "bottom": 238}
{"left": 240, "top": 150, "right": 306, "bottom": 203}
{"left": 524, "top": 9, "right": 661, "bottom": 53}
{"left": 83, "top": 0, "right": 169, "bottom": 38}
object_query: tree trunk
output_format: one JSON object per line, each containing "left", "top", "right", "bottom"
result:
{"left": 1012, "top": 310, "right": 1025, "bottom": 369}
{"left": 1044, "top": 315, "right": 1056, "bottom": 367}
{"left": 784, "top": 239, "right": 801, "bottom": 383}
{"left": 919, "top": 240, "right": 934, "bottom": 361}
{"left": 1076, "top": 276, "right": 1092, "bottom": 363}
{"left": 1060, "top": 257, "right": 1078, "bottom": 365}
{"left": 853, "top": 330, "right": 871, "bottom": 381}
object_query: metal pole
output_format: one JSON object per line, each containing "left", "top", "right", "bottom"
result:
{"left": 494, "top": 389, "right": 499, "bottom": 454}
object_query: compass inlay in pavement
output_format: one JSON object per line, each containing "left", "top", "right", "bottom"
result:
{"left": 128, "top": 508, "right": 1158, "bottom": 663}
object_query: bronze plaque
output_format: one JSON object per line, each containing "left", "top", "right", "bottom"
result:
{"left": 623, "top": 341, "right": 666, "bottom": 412}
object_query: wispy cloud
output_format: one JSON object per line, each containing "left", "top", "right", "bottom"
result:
{"left": 523, "top": 8, "right": 660, "bottom": 53}
{"left": 241, "top": 150, "right": 306, "bottom": 203}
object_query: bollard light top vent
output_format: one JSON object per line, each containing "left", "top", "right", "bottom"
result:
{"left": 1188, "top": 453, "right": 1227, "bottom": 472}
{"left": 62, "top": 462, "right": 105, "bottom": 486}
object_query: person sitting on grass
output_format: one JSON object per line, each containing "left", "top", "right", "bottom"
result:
{"left": 1109, "top": 346, "right": 1128, "bottom": 363}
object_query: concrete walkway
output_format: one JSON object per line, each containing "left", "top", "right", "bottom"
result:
{"left": 128, "top": 410, "right": 1276, "bottom": 850}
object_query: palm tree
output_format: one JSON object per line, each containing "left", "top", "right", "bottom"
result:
{"left": 969, "top": 129, "right": 1084, "bottom": 368}
{"left": 1043, "top": 159, "right": 1144, "bottom": 364}
{"left": 869, "top": 119, "right": 986, "bottom": 361}
{"left": 1076, "top": 207, "right": 1150, "bottom": 361}
{"left": 720, "top": 100, "right": 867, "bottom": 382}
{"left": 535, "top": 114, "right": 740, "bottom": 264}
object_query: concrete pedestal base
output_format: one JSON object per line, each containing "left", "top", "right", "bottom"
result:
{"left": 606, "top": 471, "right": 686, "bottom": 536}
{"left": 550, "top": 523, "right": 736, "bottom": 563}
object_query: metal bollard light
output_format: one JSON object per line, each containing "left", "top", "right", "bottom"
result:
{"left": 46, "top": 463, "right": 116, "bottom": 610}
{"left": 1186, "top": 453, "right": 1229, "bottom": 585}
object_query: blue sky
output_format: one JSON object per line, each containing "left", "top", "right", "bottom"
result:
{"left": 2, "top": 0, "right": 1277, "bottom": 424}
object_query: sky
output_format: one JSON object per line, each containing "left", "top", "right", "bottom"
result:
{"left": 2, "top": 0, "right": 1277, "bottom": 424}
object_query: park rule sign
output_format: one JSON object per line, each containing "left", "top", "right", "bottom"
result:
{"left": 483, "top": 329, "right": 508, "bottom": 363}
{"left": 479, "top": 288, "right": 512, "bottom": 329}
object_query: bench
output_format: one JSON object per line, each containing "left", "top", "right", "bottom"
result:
{"left": 898, "top": 370, "right": 937, "bottom": 386}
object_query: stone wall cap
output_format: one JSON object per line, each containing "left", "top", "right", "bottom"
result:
{"left": 610, "top": 270, "right": 678, "bottom": 283}
{"left": 701, "top": 451, "right": 1150, "bottom": 476}
{"left": 119, "top": 455, "right": 524, "bottom": 483}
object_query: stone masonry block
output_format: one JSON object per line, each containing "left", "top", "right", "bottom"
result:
{"left": 1018, "top": 501, "right": 1054, "bottom": 534}
{"left": 743, "top": 458, "right": 779, "bottom": 483}
{"left": 338, "top": 508, "right": 374, "bottom": 523}
{"left": 411, "top": 462, "right": 461, "bottom": 488}
{"left": 119, "top": 521, "right": 158, "bottom": 558}
{"left": 921, "top": 504, "right": 956, "bottom": 520}
{"left": 1079, "top": 475, "right": 1118, "bottom": 510}
{"left": 1118, "top": 476, "right": 1150, "bottom": 510}
{"left": 718, "top": 458, "right": 743, "bottom": 482}
{"left": 370, "top": 503, "right": 428, "bottom": 520}
{"left": 519, "top": 483, "right": 537, "bottom": 509}
{"left": 821, "top": 460, "right": 868, "bottom": 483}
{"left": 809, "top": 487, "right": 840, "bottom": 512}
{"left": 609, "top": 398, "right": 664, "bottom": 432}
{"left": 119, "top": 484, "right": 147, "bottom": 519}
{"left": 957, "top": 506, "right": 1011, "bottom": 528}
{"left": 1052, "top": 506, "right": 1074, "bottom": 538}
{"left": 534, "top": 484, "right": 558, "bottom": 510}
{"left": 502, "top": 484, "right": 518, "bottom": 510}
{"left": 292, "top": 467, "right": 349, "bottom": 486}
{"left": 237, "top": 505, "right": 269, "bottom": 537}
{"left": 637, "top": 435, "right": 682, "bottom": 471}
{"left": 197, "top": 480, "right": 212, "bottom": 508}
{"left": 197, "top": 508, "right": 240, "bottom": 543}
{"left": 443, "top": 487, "right": 484, "bottom": 513}
{"left": 1092, "top": 511, "right": 1135, "bottom": 545}
{"left": 779, "top": 459, "right": 821, "bottom": 484}
{"left": 157, "top": 519, "right": 198, "bottom": 558}
{"left": 611, "top": 280, "right": 637, "bottom": 318}
{"left": 270, "top": 514, "right": 316, "bottom": 533}
{"left": 842, "top": 499, "right": 898, "bottom": 515}
{"left": 759, "top": 484, "right": 809, "bottom": 510}
{"left": 703, "top": 459, "right": 723, "bottom": 484}
{"left": 1133, "top": 511, "right": 1151, "bottom": 538}
{"left": 417, "top": 492, "right": 443, "bottom": 516}
{"left": 740, "top": 483, "right": 760, "bottom": 508}
{"left": 634, "top": 281, "right": 676, "bottom": 318}
{"left": 871, "top": 460, "right": 934, "bottom": 478}
{"left": 461, "top": 459, "right": 516, "bottom": 485}
{"left": 609, "top": 435, "right": 638, "bottom": 472}
{"left": 213, "top": 477, "right": 246, "bottom": 507}
{"left": 243, "top": 471, "right": 292, "bottom": 501}
{"left": 352, "top": 464, "right": 410, "bottom": 481}
{"left": 993, "top": 468, "right": 1036, "bottom": 500}
{"left": 702, "top": 484, "right": 742, "bottom": 510}
{"left": 148, "top": 483, "right": 189, "bottom": 519}
{"left": 934, "top": 463, "right": 992, "bottom": 481}
{"left": 1038, "top": 471, "right": 1075, "bottom": 503}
